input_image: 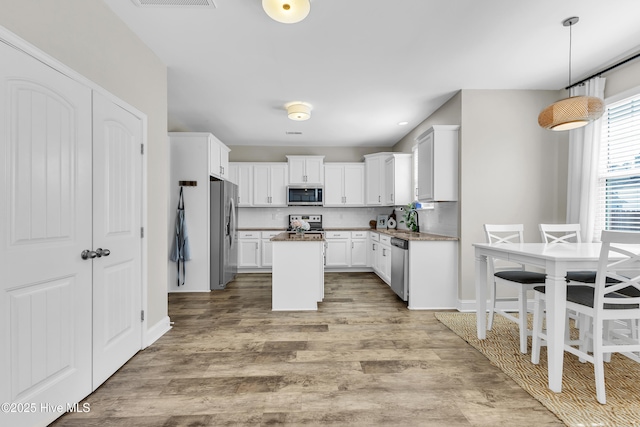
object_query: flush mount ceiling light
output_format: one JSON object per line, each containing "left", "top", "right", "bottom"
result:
{"left": 538, "top": 17, "right": 604, "bottom": 131}
{"left": 286, "top": 102, "right": 312, "bottom": 121}
{"left": 262, "top": 0, "right": 310, "bottom": 24}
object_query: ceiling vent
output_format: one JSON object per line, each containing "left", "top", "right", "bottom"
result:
{"left": 286, "top": 131, "right": 303, "bottom": 135}
{"left": 131, "top": 0, "right": 216, "bottom": 7}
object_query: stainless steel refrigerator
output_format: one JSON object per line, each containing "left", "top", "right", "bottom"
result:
{"left": 210, "top": 180, "right": 238, "bottom": 290}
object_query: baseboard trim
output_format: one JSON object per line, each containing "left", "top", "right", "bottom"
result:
{"left": 144, "top": 315, "right": 171, "bottom": 348}
{"left": 457, "top": 299, "right": 534, "bottom": 313}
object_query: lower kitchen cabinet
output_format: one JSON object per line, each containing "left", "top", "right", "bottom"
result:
{"left": 325, "top": 231, "right": 351, "bottom": 267}
{"left": 238, "top": 231, "right": 260, "bottom": 268}
{"left": 350, "top": 231, "right": 368, "bottom": 267}
{"left": 260, "top": 231, "right": 280, "bottom": 267}
{"left": 377, "top": 234, "right": 392, "bottom": 285}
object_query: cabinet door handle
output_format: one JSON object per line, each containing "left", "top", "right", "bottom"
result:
{"left": 382, "top": 248, "right": 386, "bottom": 256}
{"left": 351, "top": 242, "right": 354, "bottom": 249}
{"left": 378, "top": 195, "right": 381, "bottom": 202}
{"left": 372, "top": 243, "right": 376, "bottom": 251}
{"left": 391, "top": 194, "right": 394, "bottom": 201}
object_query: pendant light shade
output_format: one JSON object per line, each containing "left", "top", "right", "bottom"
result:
{"left": 262, "top": 0, "right": 310, "bottom": 24}
{"left": 538, "top": 95, "right": 604, "bottom": 130}
{"left": 538, "top": 17, "right": 605, "bottom": 131}
{"left": 286, "top": 102, "right": 312, "bottom": 121}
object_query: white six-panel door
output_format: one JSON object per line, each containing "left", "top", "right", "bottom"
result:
{"left": 0, "top": 40, "right": 93, "bottom": 427}
{"left": 91, "top": 92, "right": 142, "bottom": 389}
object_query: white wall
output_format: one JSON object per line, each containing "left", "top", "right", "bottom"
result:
{"left": 0, "top": 1, "right": 169, "bottom": 328}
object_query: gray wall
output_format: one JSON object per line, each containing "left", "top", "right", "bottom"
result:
{"left": 459, "top": 90, "right": 566, "bottom": 301}
{"left": 393, "top": 89, "right": 567, "bottom": 304}
{"left": 0, "top": 0, "right": 169, "bottom": 328}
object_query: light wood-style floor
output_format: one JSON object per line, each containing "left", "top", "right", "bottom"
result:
{"left": 52, "top": 272, "right": 563, "bottom": 426}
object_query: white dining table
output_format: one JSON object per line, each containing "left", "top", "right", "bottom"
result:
{"left": 473, "top": 242, "right": 605, "bottom": 393}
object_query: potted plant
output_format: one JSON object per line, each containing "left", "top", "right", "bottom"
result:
{"left": 401, "top": 202, "right": 420, "bottom": 232}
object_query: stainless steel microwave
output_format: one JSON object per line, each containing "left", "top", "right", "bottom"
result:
{"left": 287, "top": 186, "right": 323, "bottom": 206}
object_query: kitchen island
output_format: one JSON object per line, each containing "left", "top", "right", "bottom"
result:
{"left": 271, "top": 232, "right": 325, "bottom": 310}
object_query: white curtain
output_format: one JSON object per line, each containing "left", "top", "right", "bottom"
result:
{"left": 565, "top": 76, "right": 606, "bottom": 242}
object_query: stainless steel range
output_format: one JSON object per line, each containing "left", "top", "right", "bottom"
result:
{"left": 287, "top": 214, "right": 323, "bottom": 232}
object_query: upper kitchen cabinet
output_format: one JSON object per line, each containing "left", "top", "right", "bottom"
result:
{"left": 253, "top": 163, "right": 288, "bottom": 206}
{"left": 415, "top": 125, "right": 459, "bottom": 202}
{"left": 169, "top": 132, "right": 231, "bottom": 181}
{"left": 384, "top": 154, "right": 412, "bottom": 206}
{"left": 364, "top": 153, "right": 391, "bottom": 206}
{"left": 324, "top": 163, "right": 365, "bottom": 207}
{"left": 287, "top": 155, "right": 324, "bottom": 185}
{"left": 228, "top": 163, "right": 253, "bottom": 207}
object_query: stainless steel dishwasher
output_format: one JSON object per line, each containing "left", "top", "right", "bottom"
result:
{"left": 390, "top": 237, "right": 409, "bottom": 301}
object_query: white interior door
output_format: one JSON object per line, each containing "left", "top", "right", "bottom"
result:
{"left": 0, "top": 41, "right": 93, "bottom": 427}
{"left": 91, "top": 92, "right": 142, "bottom": 389}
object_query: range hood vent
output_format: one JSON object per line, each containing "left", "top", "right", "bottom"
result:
{"left": 131, "top": 0, "right": 216, "bottom": 7}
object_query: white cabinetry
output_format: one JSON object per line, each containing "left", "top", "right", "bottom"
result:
{"left": 228, "top": 163, "right": 253, "bottom": 207}
{"left": 261, "top": 231, "right": 280, "bottom": 267}
{"left": 325, "top": 231, "right": 351, "bottom": 267}
{"left": 384, "top": 154, "right": 413, "bottom": 206}
{"left": 238, "top": 231, "right": 261, "bottom": 268}
{"left": 253, "top": 163, "right": 288, "bottom": 206}
{"left": 210, "top": 135, "right": 230, "bottom": 180}
{"left": 170, "top": 132, "right": 231, "bottom": 181}
{"left": 415, "top": 125, "right": 459, "bottom": 202}
{"left": 370, "top": 232, "right": 391, "bottom": 282}
{"left": 324, "top": 163, "right": 365, "bottom": 206}
{"left": 364, "top": 153, "right": 390, "bottom": 205}
{"left": 378, "top": 234, "right": 392, "bottom": 285}
{"left": 287, "top": 155, "right": 324, "bottom": 185}
{"left": 370, "top": 232, "right": 381, "bottom": 272}
{"left": 350, "top": 231, "right": 368, "bottom": 267}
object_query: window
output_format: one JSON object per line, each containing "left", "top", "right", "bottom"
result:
{"left": 412, "top": 144, "right": 419, "bottom": 200}
{"left": 596, "top": 92, "right": 640, "bottom": 234}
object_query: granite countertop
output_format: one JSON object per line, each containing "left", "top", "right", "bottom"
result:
{"left": 239, "top": 227, "right": 457, "bottom": 242}
{"left": 238, "top": 227, "right": 287, "bottom": 231}
{"left": 374, "top": 229, "right": 458, "bottom": 241}
{"left": 270, "top": 231, "right": 325, "bottom": 242}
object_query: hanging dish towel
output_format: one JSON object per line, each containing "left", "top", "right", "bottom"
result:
{"left": 170, "top": 187, "right": 191, "bottom": 286}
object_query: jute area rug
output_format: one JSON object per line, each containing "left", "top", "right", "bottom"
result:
{"left": 434, "top": 312, "right": 640, "bottom": 427}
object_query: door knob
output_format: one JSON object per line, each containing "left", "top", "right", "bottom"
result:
{"left": 95, "top": 248, "right": 111, "bottom": 257}
{"left": 81, "top": 250, "right": 97, "bottom": 260}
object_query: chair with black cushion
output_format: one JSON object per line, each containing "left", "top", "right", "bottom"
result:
{"left": 484, "top": 224, "right": 547, "bottom": 353}
{"left": 540, "top": 224, "right": 623, "bottom": 286}
{"left": 532, "top": 230, "right": 640, "bottom": 404}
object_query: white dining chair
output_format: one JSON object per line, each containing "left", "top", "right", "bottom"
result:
{"left": 532, "top": 230, "right": 640, "bottom": 404}
{"left": 484, "top": 224, "right": 547, "bottom": 353}
{"left": 539, "top": 223, "right": 584, "bottom": 326}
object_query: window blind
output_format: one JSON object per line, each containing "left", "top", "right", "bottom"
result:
{"left": 596, "top": 94, "right": 640, "bottom": 234}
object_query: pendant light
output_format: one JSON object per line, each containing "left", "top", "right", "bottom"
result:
{"left": 262, "top": 0, "right": 310, "bottom": 24}
{"left": 538, "top": 17, "right": 604, "bottom": 131}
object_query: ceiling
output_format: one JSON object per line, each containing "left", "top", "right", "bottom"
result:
{"left": 103, "top": 0, "right": 640, "bottom": 147}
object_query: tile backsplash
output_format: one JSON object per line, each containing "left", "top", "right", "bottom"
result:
{"left": 238, "top": 203, "right": 459, "bottom": 238}
{"left": 238, "top": 206, "right": 394, "bottom": 229}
